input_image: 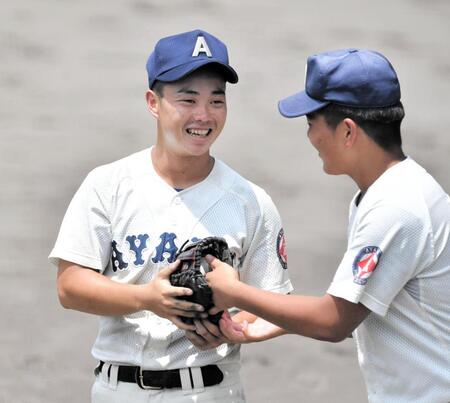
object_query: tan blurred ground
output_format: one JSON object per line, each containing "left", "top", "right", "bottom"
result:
{"left": 1, "top": 1, "right": 449, "bottom": 402}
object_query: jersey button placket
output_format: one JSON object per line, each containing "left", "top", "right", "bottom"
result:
{"left": 171, "top": 197, "right": 182, "bottom": 226}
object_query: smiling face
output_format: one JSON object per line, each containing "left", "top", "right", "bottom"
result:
{"left": 147, "top": 71, "right": 227, "bottom": 158}
{"left": 306, "top": 114, "right": 347, "bottom": 175}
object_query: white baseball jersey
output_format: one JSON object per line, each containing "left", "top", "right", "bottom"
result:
{"left": 327, "top": 158, "right": 450, "bottom": 403}
{"left": 49, "top": 147, "right": 292, "bottom": 370}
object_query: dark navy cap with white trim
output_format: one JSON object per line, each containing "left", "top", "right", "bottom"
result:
{"left": 146, "top": 29, "right": 239, "bottom": 89}
{"left": 278, "top": 48, "right": 401, "bottom": 118}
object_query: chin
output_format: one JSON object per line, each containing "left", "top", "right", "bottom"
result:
{"left": 322, "top": 163, "right": 340, "bottom": 175}
{"left": 324, "top": 167, "right": 344, "bottom": 176}
{"left": 183, "top": 144, "right": 212, "bottom": 158}
{"left": 184, "top": 137, "right": 218, "bottom": 156}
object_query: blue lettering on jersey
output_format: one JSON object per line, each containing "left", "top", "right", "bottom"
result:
{"left": 152, "top": 232, "right": 178, "bottom": 263}
{"left": 111, "top": 240, "right": 128, "bottom": 271}
{"left": 126, "top": 234, "right": 149, "bottom": 265}
{"left": 110, "top": 233, "right": 204, "bottom": 270}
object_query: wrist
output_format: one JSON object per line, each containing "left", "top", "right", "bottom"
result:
{"left": 221, "top": 279, "right": 244, "bottom": 308}
{"left": 133, "top": 284, "right": 149, "bottom": 312}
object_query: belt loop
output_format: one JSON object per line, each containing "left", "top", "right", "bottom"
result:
{"left": 191, "top": 367, "right": 205, "bottom": 393}
{"left": 108, "top": 364, "right": 119, "bottom": 390}
{"left": 100, "top": 363, "right": 110, "bottom": 386}
{"left": 179, "top": 368, "right": 193, "bottom": 394}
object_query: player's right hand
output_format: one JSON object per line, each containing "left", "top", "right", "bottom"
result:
{"left": 185, "top": 318, "right": 227, "bottom": 350}
{"left": 139, "top": 260, "right": 208, "bottom": 331}
{"left": 205, "top": 255, "right": 239, "bottom": 310}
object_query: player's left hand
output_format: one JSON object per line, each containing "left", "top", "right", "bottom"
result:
{"left": 219, "top": 311, "right": 286, "bottom": 343}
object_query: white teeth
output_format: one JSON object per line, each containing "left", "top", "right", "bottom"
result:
{"left": 187, "top": 128, "right": 211, "bottom": 137}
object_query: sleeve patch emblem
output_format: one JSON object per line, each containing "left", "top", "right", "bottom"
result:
{"left": 277, "top": 228, "right": 288, "bottom": 270}
{"left": 352, "top": 246, "right": 382, "bottom": 285}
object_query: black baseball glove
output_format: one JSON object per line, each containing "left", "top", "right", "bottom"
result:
{"left": 170, "top": 236, "right": 234, "bottom": 325}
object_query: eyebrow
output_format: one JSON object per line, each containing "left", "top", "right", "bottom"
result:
{"left": 176, "top": 88, "right": 225, "bottom": 95}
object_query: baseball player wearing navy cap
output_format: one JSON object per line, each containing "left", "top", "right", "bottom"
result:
{"left": 49, "top": 29, "right": 292, "bottom": 402}
{"left": 206, "top": 49, "right": 450, "bottom": 402}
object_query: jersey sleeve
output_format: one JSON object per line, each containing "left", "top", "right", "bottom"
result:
{"left": 327, "top": 204, "right": 433, "bottom": 316}
{"left": 239, "top": 190, "right": 293, "bottom": 294}
{"left": 48, "top": 168, "right": 112, "bottom": 272}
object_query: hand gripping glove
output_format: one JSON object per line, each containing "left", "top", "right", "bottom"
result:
{"left": 170, "top": 236, "right": 234, "bottom": 325}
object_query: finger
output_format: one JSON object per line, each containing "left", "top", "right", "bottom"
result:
{"left": 220, "top": 312, "right": 244, "bottom": 331}
{"left": 170, "top": 316, "right": 196, "bottom": 331}
{"left": 170, "top": 308, "right": 207, "bottom": 319}
{"left": 205, "top": 254, "right": 220, "bottom": 268}
{"left": 219, "top": 317, "right": 245, "bottom": 343}
{"left": 220, "top": 314, "right": 246, "bottom": 337}
{"left": 158, "top": 260, "right": 181, "bottom": 277}
{"left": 185, "top": 331, "right": 210, "bottom": 350}
{"left": 185, "top": 330, "right": 205, "bottom": 344}
{"left": 221, "top": 310, "right": 231, "bottom": 320}
{"left": 208, "top": 306, "right": 222, "bottom": 315}
{"left": 200, "top": 319, "right": 222, "bottom": 338}
{"left": 172, "top": 299, "right": 205, "bottom": 312}
{"left": 167, "top": 286, "right": 194, "bottom": 298}
{"left": 194, "top": 319, "right": 221, "bottom": 343}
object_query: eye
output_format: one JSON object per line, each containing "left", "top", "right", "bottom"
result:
{"left": 180, "top": 99, "right": 195, "bottom": 104}
{"left": 211, "top": 99, "right": 225, "bottom": 106}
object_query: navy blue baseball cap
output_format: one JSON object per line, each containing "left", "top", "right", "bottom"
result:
{"left": 278, "top": 48, "right": 401, "bottom": 118}
{"left": 146, "top": 29, "right": 239, "bottom": 89}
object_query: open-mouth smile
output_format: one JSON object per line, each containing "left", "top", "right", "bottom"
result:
{"left": 186, "top": 128, "right": 212, "bottom": 137}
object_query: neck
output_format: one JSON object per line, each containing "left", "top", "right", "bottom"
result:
{"left": 151, "top": 146, "right": 214, "bottom": 189}
{"left": 350, "top": 150, "right": 405, "bottom": 194}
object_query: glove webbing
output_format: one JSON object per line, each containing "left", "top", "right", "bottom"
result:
{"left": 171, "top": 237, "right": 233, "bottom": 325}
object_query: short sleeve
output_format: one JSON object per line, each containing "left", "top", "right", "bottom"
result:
{"left": 327, "top": 205, "right": 433, "bottom": 316}
{"left": 48, "top": 168, "right": 112, "bottom": 272}
{"left": 239, "top": 190, "right": 293, "bottom": 294}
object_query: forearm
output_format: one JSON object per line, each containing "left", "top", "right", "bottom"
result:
{"left": 57, "top": 261, "right": 145, "bottom": 316}
{"left": 228, "top": 283, "right": 356, "bottom": 342}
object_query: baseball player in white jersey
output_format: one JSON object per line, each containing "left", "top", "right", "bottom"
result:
{"left": 206, "top": 49, "right": 450, "bottom": 402}
{"left": 49, "top": 29, "right": 292, "bottom": 402}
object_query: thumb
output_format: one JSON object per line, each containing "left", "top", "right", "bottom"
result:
{"left": 205, "top": 254, "right": 220, "bottom": 270}
{"left": 221, "top": 310, "right": 232, "bottom": 320}
{"left": 158, "top": 259, "right": 180, "bottom": 277}
{"left": 221, "top": 311, "right": 245, "bottom": 332}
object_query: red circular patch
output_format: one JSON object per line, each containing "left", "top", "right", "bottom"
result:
{"left": 277, "top": 228, "right": 288, "bottom": 269}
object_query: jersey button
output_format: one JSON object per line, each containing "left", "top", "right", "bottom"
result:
{"left": 174, "top": 197, "right": 181, "bottom": 205}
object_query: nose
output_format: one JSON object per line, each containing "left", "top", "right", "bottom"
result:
{"left": 192, "top": 103, "right": 211, "bottom": 122}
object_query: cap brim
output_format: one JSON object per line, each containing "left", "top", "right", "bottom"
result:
{"left": 278, "top": 91, "right": 329, "bottom": 118}
{"left": 156, "top": 59, "right": 238, "bottom": 85}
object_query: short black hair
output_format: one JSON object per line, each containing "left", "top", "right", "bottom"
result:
{"left": 151, "top": 64, "right": 228, "bottom": 97}
{"left": 308, "top": 102, "right": 406, "bottom": 157}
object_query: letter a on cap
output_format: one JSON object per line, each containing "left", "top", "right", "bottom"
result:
{"left": 192, "top": 36, "right": 212, "bottom": 57}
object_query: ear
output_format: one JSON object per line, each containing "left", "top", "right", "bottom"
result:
{"left": 146, "top": 90, "right": 160, "bottom": 119}
{"left": 341, "top": 118, "right": 358, "bottom": 148}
